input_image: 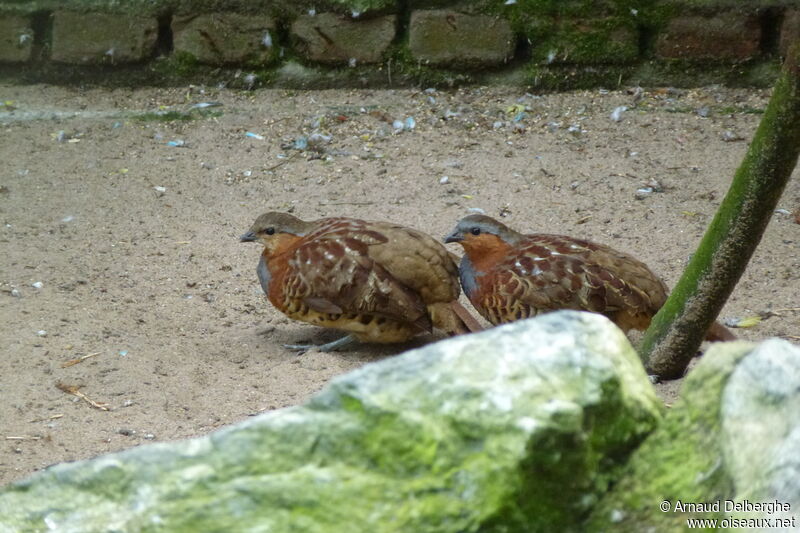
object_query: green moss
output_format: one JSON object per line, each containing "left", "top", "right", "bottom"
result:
{"left": 631, "top": 59, "right": 780, "bottom": 88}
{"left": 133, "top": 108, "right": 223, "bottom": 122}
{"left": 525, "top": 64, "right": 635, "bottom": 91}
{"left": 586, "top": 343, "right": 753, "bottom": 531}
{"left": 153, "top": 50, "right": 201, "bottom": 78}
{"left": 384, "top": 43, "right": 477, "bottom": 87}
{"left": 530, "top": 17, "right": 639, "bottom": 65}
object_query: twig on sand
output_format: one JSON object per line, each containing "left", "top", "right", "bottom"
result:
{"left": 56, "top": 382, "right": 110, "bottom": 411}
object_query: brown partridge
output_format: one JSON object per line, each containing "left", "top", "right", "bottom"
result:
{"left": 241, "top": 212, "right": 481, "bottom": 351}
{"left": 444, "top": 214, "right": 735, "bottom": 341}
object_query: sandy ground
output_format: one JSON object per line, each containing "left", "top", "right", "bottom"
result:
{"left": 1, "top": 83, "right": 798, "bottom": 487}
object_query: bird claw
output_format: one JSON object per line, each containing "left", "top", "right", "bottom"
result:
{"left": 282, "top": 335, "right": 357, "bottom": 354}
{"left": 282, "top": 343, "right": 313, "bottom": 354}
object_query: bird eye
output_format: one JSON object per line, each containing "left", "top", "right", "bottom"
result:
{"left": 470, "top": 227, "right": 481, "bottom": 236}
{"left": 264, "top": 227, "right": 275, "bottom": 235}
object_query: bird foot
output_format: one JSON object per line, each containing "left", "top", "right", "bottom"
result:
{"left": 282, "top": 335, "right": 357, "bottom": 354}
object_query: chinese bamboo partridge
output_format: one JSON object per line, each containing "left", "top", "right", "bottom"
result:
{"left": 241, "top": 212, "right": 481, "bottom": 351}
{"left": 444, "top": 214, "right": 735, "bottom": 341}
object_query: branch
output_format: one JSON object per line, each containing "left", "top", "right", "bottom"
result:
{"left": 640, "top": 43, "right": 800, "bottom": 379}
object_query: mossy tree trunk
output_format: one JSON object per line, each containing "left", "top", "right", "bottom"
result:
{"left": 640, "top": 43, "right": 800, "bottom": 379}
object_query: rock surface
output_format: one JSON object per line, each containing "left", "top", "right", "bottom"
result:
{"left": 172, "top": 13, "right": 278, "bottom": 65}
{"left": 0, "top": 14, "right": 33, "bottom": 62}
{"left": 291, "top": 13, "right": 396, "bottom": 65}
{"left": 0, "top": 311, "right": 661, "bottom": 532}
{"left": 655, "top": 13, "right": 761, "bottom": 60}
{"left": 50, "top": 11, "right": 158, "bottom": 64}
{"left": 408, "top": 10, "right": 515, "bottom": 68}
{"left": 588, "top": 339, "right": 800, "bottom": 530}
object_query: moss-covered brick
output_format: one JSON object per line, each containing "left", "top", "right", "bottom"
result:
{"left": 50, "top": 11, "right": 157, "bottom": 64}
{"left": 172, "top": 13, "right": 278, "bottom": 66}
{"left": 408, "top": 10, "right": 516, "bottom": 69}
{"left": 655, "top": 12, "right": 761, "bottom": 60}
{"left": 291, "top": 12, "right": 396, "bottom": 65}
{"left": 779, "top": 9, "right": 800, "bottom": 58}
{"left": 531, "top": 17, "right": 639, "bottom": 64}
{"left": 0, "top": 13, "right": 33, "bottom": 62}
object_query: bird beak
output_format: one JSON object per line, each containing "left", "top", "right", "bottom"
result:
{"left": 239, "top": 231, "right": 256, "bottom": 242}
{"left": 444, "top": 230, "right": 462, "bottom": 244}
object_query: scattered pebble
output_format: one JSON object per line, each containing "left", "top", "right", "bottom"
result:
{"left": 774, "top": 208, "right": 791, "bottom": 215}
{"left": 36, "top": 330, "right": 47, "bottom": 337}
{"left": 190, "top": 102, "right": 222, "bottom": 110}
{"left": 144, "top": 433, "right": 155, "bottom": 440}
{"left": 467, "top": 207, "right": 486, "bottom": 214}
{"left": 610, "top": 106, "right": 628, "bottom": 122}
{"left": 31, "top": 281, "right": 43, "bottom": 289}
{"left": 391, "top": 117, "right": 416, "bottom": 133}
{"left": 439, "top": 176, "right": 450, "bottom": 184}
{"left": 61, "top": 215, "right": 75, "bottom": 223}
{"left": 721, "top": 130, "right": 743, "bottom": 142}
{"left": 11, "top": 288, "right": 21, "bottom": 297}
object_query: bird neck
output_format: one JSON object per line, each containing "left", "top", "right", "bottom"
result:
{"left": 460, "top": 234, "right": 514, "bottom": 272}
{"left": 261, "top": 234, "right": 302, "bottom": 303}
{"left": 262, "top": 233, "right": 302, "bottom": 258}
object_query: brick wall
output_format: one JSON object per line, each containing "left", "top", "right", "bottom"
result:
{"left": 0, "top": 1, "right": 798, "bottom": 88}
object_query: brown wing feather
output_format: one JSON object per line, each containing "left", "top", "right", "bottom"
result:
{"left": 285, "top": 236, "right": 432, "bottom": 333}
{"left": 473, "top": 234, "right": 668, "bottom": 330}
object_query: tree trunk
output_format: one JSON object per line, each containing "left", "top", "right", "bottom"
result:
{"left": 640, "top": 44, "right": 800, "bottom": 379}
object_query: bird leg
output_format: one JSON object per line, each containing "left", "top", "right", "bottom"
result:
{"left": 282, "top": 334, "right": 357, "bottom": 353}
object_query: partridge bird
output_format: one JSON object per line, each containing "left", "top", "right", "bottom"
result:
{"left": 241, "top": 212, "right": 481, "bottom": 351}
{"left": 444, "top": 214, "right": 735, "bottom": 341}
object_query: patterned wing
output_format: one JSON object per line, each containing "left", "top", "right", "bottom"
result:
{"left": 281, "top": 234, "right": 432, "bottom": 333}
{"left": 474, "top": 235, "right": 668, "bottom": 325}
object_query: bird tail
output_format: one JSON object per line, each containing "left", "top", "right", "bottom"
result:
{"left": 706, "top": 320, "right": 736, "bottom": 342}
{"left": 429, "top": 301, "right": 483, "bottom": 336}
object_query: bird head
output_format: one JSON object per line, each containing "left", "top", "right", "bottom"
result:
{"left": 444, "top": 214, "right": 522, "bottom": 258}
{"left": 240, "top": 212, "right": 312, "bottom": 255}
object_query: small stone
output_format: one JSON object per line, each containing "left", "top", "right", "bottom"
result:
{"left": 31, "top": 282, "right": 43, "bottom": 289}
{"left": 610, "top": 106, "right": 628, "bottom": 122}
{"left": 36, "top": 330, "right": 47, "bottom": 337}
